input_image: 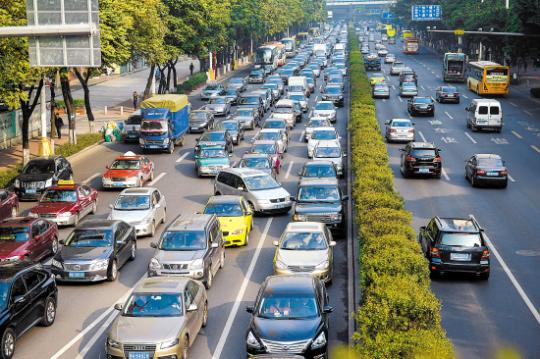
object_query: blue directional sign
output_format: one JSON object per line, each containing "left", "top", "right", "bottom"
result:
{"left": 411, "top": 5, "right": 442, "bottom": 21}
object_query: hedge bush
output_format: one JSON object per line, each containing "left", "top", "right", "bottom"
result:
{"left": 56, "top": 99, "right": 85, "bottom": 108}
{"left": 348, "top": 28, "right": 455, "bottom": 358}
{"left": 176, "top": 72, "right": 208, "bottom": 94}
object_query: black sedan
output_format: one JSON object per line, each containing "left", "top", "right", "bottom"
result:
{"left": 321, "top": 85, "right": 344, "bottom": 106}
{"left": 51, "top": 220, "right": 136, "bottom": 282}
{"left": 189, "top": 110, "right": 214, "bottom": 133}
{"left": 465, "top": 153, "right": 508, "bottom": 188}
{"left": 435, "top": 86, "right": 460, "bottom": 103}
{"left": 407, "top": 96, "right": 435, "bottom": 116}
{"left": 246, "top": 275, "right": 333, "bottom": 358}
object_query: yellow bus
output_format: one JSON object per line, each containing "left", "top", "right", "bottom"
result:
{"left": 466, "top": 61, "right": 510, "bottom": 95}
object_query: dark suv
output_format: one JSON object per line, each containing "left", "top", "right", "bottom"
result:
{"left": 407, "top": 96, "right": 435, "bottom": 116}
{"left": 400, "top": 142, "right": 442, "bottom": 178}
{"left": 0, "top": 262, "right": 58, "bottom": 359}
{"left": 418, "top": 216, "right": 490, "bottom": 279}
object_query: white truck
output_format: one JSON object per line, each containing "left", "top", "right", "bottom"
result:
{"left": 287, "top": 76, "right": 309, "bottom": 97}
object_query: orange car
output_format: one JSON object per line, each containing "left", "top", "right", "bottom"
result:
{"left": 102, "top": 151, "right": 155, "bottom": 188}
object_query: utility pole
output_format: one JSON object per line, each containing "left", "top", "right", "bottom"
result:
{"left": 38, "top": 74, "right": 52, "bottom": 156}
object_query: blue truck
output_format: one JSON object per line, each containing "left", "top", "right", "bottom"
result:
{"left": 139, "top": 94, "right": 190, "bottom": 154}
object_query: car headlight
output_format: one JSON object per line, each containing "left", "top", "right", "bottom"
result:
{"left": 149, "top": 257, "right": 161, "bottom": 270}
{"left": 257, "top": 199, "right": 270, "bottom": 205}
{"left": 107, "top": 337, "right": 121, "bottom": 349}
{"left": 293, "top": 214, "right": 307, "bottom": 221}
{"left": 311, "top": 331, "right": 327, "bottom": 350}
{"left": 163, "top": 138, "right": 170, "bottom": 144}
{"left": 51, "top": 259, "right": 63, "bottom": 269}
{"left": 246, "top": 331, "right": 262, "bottom": 349}
{"left": 45, "top": 178, "right": 53, "bottom": 188}
{"left": 160, "top": 338, "right": 179, "bottom": 349}
{"left": 102, "top": 177, "right": 112, "bottom": 184}
{"left": 231, "top": 228, "right": 245, "bottom": 235}
{"left": 28, "top": 212, "right": 38, "bottom": 218}
{"left": 58, "top": 211, "right": 74, "bottom": 218}
{"left": 316, "top": 260, "right": 330, "bottom": 270}
{"left": 14, "top": 179, "right": 20, "bottom": 188}
{"left": 189, "top": 258, "right": 204, "bottom": 270}
{"left": 90, "top": 259, "right": 109, "bottom": 271}
{"left": 5, "top": 255, "right": 22, "bottom": 262}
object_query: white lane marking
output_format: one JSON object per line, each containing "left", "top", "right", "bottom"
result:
{"left": 444, "top": 111, "right": 454, "bottom": 120}
{"left": 418, "top": 131, "right": 427, "bottom": 142}
{"left": 508, "top": 174, "right": 516, "bottom": 183}
{"left": 298, "top": 131, "right": 305, "bottom": 142}
{"left": 462, "top": 94, "right": 469, "bottom": 99}
{"left": 532, "top": 145, "right": 540, "bottom": 154}
{"left": 82, "top": 173, "right": 100, "bottom": 185}
{"left": 465, "top": 132, "right": 477, "bottom": 144}
{"left": 391, "top": 84, "right": 396, "bottom": 90}
{"left": 477, "top": 226, "right": 540, "bottom": 326}
{"left": 511, "top": 130, "right": 523, "bottom": 139}
{"left": 524, "top": 110, "right": 533, "bottom": 116}
{"left": 176, "top": 152, "right": 189, "bottom": 163}
{"left": 211, "top": 218, "right": 273, "bottom": 359}
{"left": 398, "top": 96, "right": 403, "bottom": 102}
{"left": 420, "top": 85, "right": 426, "bottom": 90}
{"left": 285, "top": 161, "right": 294, "bottom": 179}
{"left": 148, "top": 172, "right": 166, "bottom": 186}
{"left": 74, "top": 308, "right": 119, "bottom": 359}
{"left": 441, "top": 168, "right": 450, "bottom": 181}
{"left": 509, "top": 101, "right": 518, "bottom": 107}
{"left": 382, "top": 98, "right": 387, "bottom": 102}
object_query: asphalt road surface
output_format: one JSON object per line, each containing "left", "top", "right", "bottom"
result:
{"left": 14, "top": 62, "right": 351, "bottom": 358}
{"left": 374, "top": 40, "right": 540, "bottom": 359}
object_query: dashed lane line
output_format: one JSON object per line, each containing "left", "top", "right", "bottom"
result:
{"left": 176, "top": 152, "right": 189, "bottom": 163}
{"left": 444, "top": 111, "right": 454, "bottom": 120}
{"left": 465, "top": 132, "right": 477, "bottom": 144}
{"left": 82, "top": 173, "right": 100, "bottom": 185}
{"left": 441, "top": 168, "right": 450, "bottom": 181}
{"left": 398, "top": 96, "right": 403, "bottom": 102}
{"left": 509, "top": 101, "right": 518, "bottom": 107}
{"left": 285, "top": 161, "right": 294, "bottom": 179}
{"left": 524, "top": 110, "right": 533, "bottom": 116}
{"left": 148, "top": 172, "right": 167, "bottom": 186}
{"left": 532, "top": 145, "right": 540, "bottom": 154}
{"left": 462, "top": 94, "right": 469, "bottom": 99}
{"left": 508, "top": 174, "right": 516, "bottom": 183}
{"left": 298, "top": 131, "right": 305, "bottom": 142}
{"left": 418, "top": 131, "right": 427, "bottom": 142}
{"left": 511, "top": 130, "right": 523, "bottom": 139}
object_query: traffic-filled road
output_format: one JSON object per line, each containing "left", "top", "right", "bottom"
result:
{"left": 10, "top": 29, "right": 351, "bottom": 359}
{"left": 370, "top": 36, "right": 540, "bottom": 358}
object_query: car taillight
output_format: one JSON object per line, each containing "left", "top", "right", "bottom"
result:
{"left": 389, "top": 128, "right": 397, "bottom": 133}
{"left": 406, "top": 155, "right": 416, "bottom": 161}
{"left": 476, "top": 169, "right": 486, "bottom": 175}
{"left": 433, "top": 156, "right": 442, "bottom": 163}
{"left": 499, "top": 170, "right": 508, "bottom": 176}
{"left": 431, "top": 247, "right": 440, "bottom": 258}
{"left": 481, "top": 249, "right": 490, "bottom": 260}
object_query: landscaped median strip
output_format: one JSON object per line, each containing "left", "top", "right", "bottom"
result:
{"left": 347, "top": 29, "right": 455, "bottom": 358}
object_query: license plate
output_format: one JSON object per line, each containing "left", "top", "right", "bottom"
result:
{"left": 450, "top": 253, "right": 471, "bottom": 261}
{"left": 148, "top": 145, "right": 159, "bottom": 149}
{"left": 26, "top": 189, "right": 37, "bottom": 194}
{"left": 129, "top": 353, "right": 150, "bottom": 359}
{"left": 68, "top": 272, "right": 85, "bottom": 279}
{"left": 418, "top": 168, "right": 430, "bottom": 174}
{"left": 486, "top": 172, "right": 499, "bottom": 176}
{"left": 113, "top": 182, "right": 125, "bottom": 187}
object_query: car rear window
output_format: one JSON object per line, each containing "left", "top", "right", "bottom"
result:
{"left": 478, "top": 158, "right": 503, "bottom": 167}
{"left": 410, "top": 149, "right": 436, "bottom": 157}
{"left": 440, "top": 233, "right": 482, "bottom": 247}
{"left": 478, "top": 106, "right": 489, "bottom": 115}
{"left": 490, "top": 106, "right": 500, "bottom": 115}
{"left": 392, "top": 120, "right": 412, "bottom": 127}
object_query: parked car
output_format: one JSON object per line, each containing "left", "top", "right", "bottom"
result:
{"left": 307, "top": 127, "right": 340, "bottom": 158}
{"left": 298, "top": 161, "right": 338, "bottom": 181}
{"left": 0, "top": 262, "right": 58, "bottom": 359}
{"left": 390, "top": 61, "right": 405, "bottom": 75}
{"left": 271, "top": 99, "right": 297, "bottom": 128}
{"left": 465, "top": 153, "right": 508, "bottom": 188}
{"left": 262, "top": 83, "right": 280, "bottom": 102}
{"left": 29, "top": 182, "right": 98, "bottom": 226}
{"left": 399, "top": 82, "right": 418, "bottom": 97}
{"left": 321, "top": 85, "right": 344, "bottom": 106}
{"left": 13, "top": 156, "right": 73, "bottom": 200}
{"left": 0, "top": 217, "right": 59, "bottom": 262}
{"left": 408, "top": 96, "right": 435, "bottom": 116}
{"left": 200, "top": 83, "right": 225, "bottom": 100}
{"left": 227, "top": 76, "right": 247, "bottom": 92}
{"left": 400, "top": 142, "right": 442, "bottom": 178}
{"left": 148, "top": 214, "right": 225, "bottom": 289}
{"left": 102, "top": 152, "right": 155, "bottom": 189}
{"left": 107, "top": 277, "right": 208, "bottom": 359}
{"left": 237, "top": 153, "right": 277, "bottom": 179}
{"left": 108, "top": 187, "right": 167, "bottom": 237}
{"left": 252, "top": 129, "right": 288, "bottom": 154}
{"left": 203, "top": 195, "right": 253, "bottom": 247}
{"left": 418, "top": 216, "right": 490, "bottom": 279}
{"left": 249, "top": 69, "right": 265, "bottom": 84}
{"left": 52, "top": 219, "right": 136, "bottom": 282}
{"left": 287, "top": 93, "right": 308, "bottom": 112}
{"left": 195, "top": 145, "right": 232, "bottom": 177}
{"left": 305, "top": 118, "right": 332, "bottom": 142}
{"left": 0, "top": 189, "right": 18, "bottom": 221}
{"left": 238, "top": 94, "right": 265, "bottom": 119}
{"left": 435, "top": 86, "right": 460, "bottom": 103}
{"left": 223, "top": 88, "right": 240, "bottom": 105}
{"left": 189, "top": 110, "right": 214, "bottom": 133}
{"left": 250, "top": 140, "right": 283, "bottom": 174}
{"left": 384, "top": 118, "right": 415, "bottom": 143}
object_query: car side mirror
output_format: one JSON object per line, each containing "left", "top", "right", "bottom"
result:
{"left": 59, "top": 239, "right": 65, "bottom": 245}
{"left": 114, "top": 303, "right": 124, "bottom": 311}
{"left": 273, "top": 240, "right": 279, "bottom": 246}
{"left": 187, "top": 304, "right": 198, "bottom": 312}
{"left": 14, "top": 295, "right": 26, "bottom": 305}
{"left": 150, "top": 242, "right": 158, "bottom": 248}
{"left": 289, "top": 196, "right": 296, "bottom": 202}
{"left": 323, "top": 305, "right": 334, "bottom": 313}
{"left": 384, "top": 120, "right": 390, "bottom": 125}
{"left": 246, "top": 306, "right": 254, "bottom": 313}
{"left": 329, "top": 241, "right": 337, "bottom": 247}
{"left": 211, "top": 242, "right": 219, "bottom": 248}
{"left": 237, "top": 186, "right": 245, "bottom": 191}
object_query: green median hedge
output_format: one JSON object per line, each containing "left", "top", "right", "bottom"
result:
{"left": 348, "top": 28, "right": 455, "bottom": 358}
{"left": 176, "top": 71, "right": 208, "bottom": 94}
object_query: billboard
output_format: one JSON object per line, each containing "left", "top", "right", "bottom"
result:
{"left": 411, "top": 5, "right": 442, "bottom": 21}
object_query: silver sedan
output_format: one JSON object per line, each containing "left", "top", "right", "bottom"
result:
{"left": 385, "top": 118, "right": 415, "bottom": 143}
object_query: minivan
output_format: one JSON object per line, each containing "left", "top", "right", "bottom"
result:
{"left": 466, "top": 99, "right": 503, "bottom": 133}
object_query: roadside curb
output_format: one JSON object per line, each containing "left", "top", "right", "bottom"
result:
{"left": 66, "top": 140, "right": 105, "bottom": 163}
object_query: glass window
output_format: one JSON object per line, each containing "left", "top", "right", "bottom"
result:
{"left": 199, "top": 149, "right": 227, "bottom": 158}
{"left": 114, "top": 195, "right": 150, "bottom": 210}
{"left": 315, "top": 102, "right": 334, "bottom": 110}
{"left": 298, "top": 185, "right": 340, "bottom": 201}
{"left": 478, "top": 158, "right": 503, "bottom": 167}
{"left": 110, "top": 160, "right": 140, "bottom": 170}
{"left": 41, "top": 189, "right": 77, "bottom": 203}
{"left": 258, "top": 294, "right": 318, "bottom": 319}
{"left": 410, "top": 149, "right": 436, "bottom": 157}
{"left": 243, "top": 175, "right": 281, "bottom": 191}
{"left": 159, "top": 231, "right": 206, "bottom": 250}
{"left": 391, "top": 120, "right": 412, "bottom": 127}
{"left": 490, "top": 106, "right": 500, "bottom": 115}
{"left": 200, "top": 132, "right": 225, "bottom": 141}
{"left": 478, "top": 106, "right": 488, "bottom": 115}
{"left": 0, "top": 227, "right": 30, "bottom": 242}
{"left": 23, "top": 271, "right": 43, "bottom": 291}
{"left": 302, "top": 164, "right": 336, "bottom": 177}
{"left": 239, "top": 158, "right": 271, "bottom": 169}
{"left": 140, "top": 121, "right": 164, "bottom": 131}
{"left": 22, "top": 160, "right": 55, "bottom": 175}
{"left": 311, "top": 130, "right": 337, "bottom": 140}
{"left": 65, "top": 229, "right": 113, "bottom": 248}
{"left": 440, "top": 233, "right": 482, "bottom": 247}
{"left": 252, "top": 143, "right": 276, "bottom": 154}
{"left": 314, "top": 146, "right": 341, "bottom": 158}
{"left": 123, "top": 293, "right": 183, "bottom": 317}
{"left": 204, "top": 202, "right": 243, "bottom": 217}
{"left": 280, "top": 231, "right": 327, "bottom": 250}
{"left": 10, "top": 277, "right": 26, "bottom": 301}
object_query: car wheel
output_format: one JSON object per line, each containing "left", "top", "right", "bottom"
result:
{"left": 182, "top": 336, "right": 189, "bottom": 359}
{"left": 39, "top": 296, "right": 56, "bottom": 327}
{"left": 168, "top": 142, "right": 175, "bottom": 155}
{"left": 51, "top": 237, "right": 59, "bottom": 255}
{"left": 129, "top": 242, "right": 137, "bottom": 261}
{"left": 1, "top": 328, "right": 16, "bottom": 359}
{"left": 204, "top": 267, "right": 213, "bottom": 289}
{"left": 202, "top": 301, "right": 209, "bottom": 328}
{"left": 10, "top": 207, "right": 17, "bottom": 218}
{"left": 107, "top": 260, "right": 118, "bottom": 282}
{"left": 429, "top": 269, "right": 440, "bottom": 279}
{"left": 91, "top": 201, "right": 97, "bottom": 214}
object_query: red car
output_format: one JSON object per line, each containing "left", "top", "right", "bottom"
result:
{"left": 29, "top": 182, "right": 98, "bottom": 226}
{"left": 0, "top": 217, "right": 59, "bottom": 262}
{"left": 0, "top": 189, "right": 19, "bottom": 221}
{"left": 102, "top": 151, "right": 155, "bottom": 188}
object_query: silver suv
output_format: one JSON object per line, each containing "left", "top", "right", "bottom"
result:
{"left": 148, "top": 214, "right": 225, "bottom": 289}
{"left": 214, "top": 168, "right": 293, "bottom": 214}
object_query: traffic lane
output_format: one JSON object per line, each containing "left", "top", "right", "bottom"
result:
{"left": 376, "top": 82, "right": 540, "bottom": 359}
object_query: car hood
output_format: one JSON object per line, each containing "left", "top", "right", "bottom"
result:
{"left": 104, "top": 169, "right": 140, "bottom": 178}
{"left": 0, "top": 241, "right": 26, "bottom": 257}
{"left": 154, "top": 249, "right": 205, "bottom": 262}
{"left": 206, "top": 104, "right": 226, "bottom": 110}
{"left": 109, "top": 316, "right": 184, "bottom": 344}
{"left": 110, "top": 209, "right": 150, "bottom": 223}
{"left": 277, "top": 249, "right": 328, "bottom": 267}
{"left": 198, "top": 140, "right": 226, "bottom": 148}
{"left": 250, "top": 187, "right": 290, "bottom": 201}
{"left": 295, "top": 201, "right": 342, "bottom": 214}
{"left": 313, "top": 110, "right": 335, "bottom": 115}
{"left": 196, "top": 157, "right": 230, "bottom": 166}
{"left": 57, "top": 246, "right": 112, "bottom": 261}
{"left": 272, "top": 113, "right": 294, "bottom": 120}
{"left": 18, "top": 173, "right": 53, "bottom": 182}
{"left": 218, "top": 217, "right": 248, "bottom": 231}
{"left": 312, "top": 157, "right": 342, "bottom": 166}
{"left": 252, "top": 316, "right": 322, "bottom": 342}
{"left": 32, "top": 202, "right": 77, "bottom": 214}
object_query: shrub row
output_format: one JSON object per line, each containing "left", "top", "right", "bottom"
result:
{"left": 55, "top": 99, "right": 86, "bottom": 108}
{"left": 176, "top": 71, "right": 208, "bottom": 94}
{"left": 348, "top": 29, "right": 455, "bottom": 358}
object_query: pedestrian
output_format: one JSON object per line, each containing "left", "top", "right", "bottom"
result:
{"left": 54, "top": 112, "right": 64, "bottom": 139}
{"left": 189, "top": 62, "right": 194, "bottom": 76}
{"left": 132, "top": 91, "right": 139, "bottom": 109}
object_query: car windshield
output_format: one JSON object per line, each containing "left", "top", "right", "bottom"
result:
{"left": 160, "top": 231, "right": 206, "bottom": 251}
{"left": 264, "top": 121, "right": 285, "bottom": 128}
{"left": 200, "top": 132, "right": 225, "bottom": 141}
{"left": 239, "top": 97, "right": 259, "bottom": 105}
{"left": 403, "top": 83, "right": 416, "bottom": 89}
{"left": 0, "top": 227, "right": 30, "bottom": 242}
{"left": 441, "top": 86, "right": 457, "bottom": 92}
{"left": 65, "top": 229, "right": 113, "bottom": 247}
{"left": 115, "top": 195, "right": 150, "bottom": 210}
{"left": 235, "top": 109, "right": 253, "bottom": 117}
{"left": 244, "top": 175, "right": 281, "bottom": 191}
{"left": 273, "top": 107, "right": 292, "bottom": 114}
{"left": 125, "top": 115, "right": 142, "bottom": 125}
{"left": 440, "top": 233, "right": 482, "bottom": 247}
{"left": 414, "top": 98, "right": 432, "bottom": 104}
{"left": 411, "top": 149, "right": 436, "bottom": 157}
{"left": 22, "top": 160, "right": 55, "bottom": 175}
{"left": 140, "top": 121, "right": 164, "bottom": 131}
{"left": 223, "top": 122, "right": 237, "bottom": 130}
{"left": 123, "top": 293, "right": 183, "bottom": 317}
{"left": 252, "top": 144, "right": 276, "bottom": 154}
{"left": 209, "top": 98, "right": 226, "bottom": 104}
{"left": 205, "top": 85, "right": 220, "bottom": 91}
{"left": 204, "top": 202, "right": 243, "bottom": 216}
{"left": 298, "top": 185, "right": 340, "bottom": 201}
{"left": 312, "top": 130, "right": 337, "bottom": 140}
{"left": 41, "top": 189, "right": 77, "bottom": 202}
{"left": 263, "top": 84, "right": 277, "bottom": 90}
{"left": 315, "top": 146, "right": 341, "bottom": 158}
{"left": 308, "top": 119, "right": 330, "bottom": 127}
{"left": 478, "top": 158, "right": 504, "bottom": 167}
{"left": 250, "top": 71, "right": 263, "bottom": 76}
{"left": 391, "top": 120, "right": 412, "bottom": 127}
{"left": 315, "top": 103, "right": 333, "bottom": 110}
{"left": 375, "top": 86, "right": 388, "bottom": 91}
{"left": 326, "top": 87, "right": 341, "bottom": 94}
{"left": 280, "top": 231, "right": 327, "bottom": 250}
{"left": 110, "top": 160, "right": 140, "bottom": 170}
{"left": 258, "top": 294, "right": 318, "bottom": 319}
{"left": 240, "top": 158, "right": 270, "bottom": 169}
{"left": 289, "top": 94, "right": 305, "bottom": 101}
{"left": 200, "top": 149, "right": 227, "bottom": 158}
{"left": 190, "top": 112, "right": 207, "bottom": 121}
{"left": 302, "top": 164, "right": 336, "bottom": 177}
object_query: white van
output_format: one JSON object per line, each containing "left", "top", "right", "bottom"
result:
{"left": 287, "top": 76, "right": 309, "bottom": 97}
{"left": 465, "top": 99, "right": 503, "bottom": 133}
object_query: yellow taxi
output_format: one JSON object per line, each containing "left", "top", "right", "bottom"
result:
{"left": 203, "top": 195, "right": 252, "bottom": 247}
{"left": 369, "top": 72, "right": 386, "bottom": 86}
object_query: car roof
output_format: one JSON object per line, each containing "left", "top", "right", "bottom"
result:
{"left": 436, "top": 218, "right": 480, "bottom": 233}
{"left": 253, "top": 140, "right": 277, "bottom": 145}
{"left": 299, "top": 177, "right": 339, "bottom": 186}
{"left": 119, "top": 187, "right": 156, "bottom": 195}
{"left": 276, "top": 99, "right": 294, "bottom": 106}
{"left": 263, "top": 275, "right": 316, "bottom": 296}
{"left": 475, "top": 153, "right": 502, "bottom": 160}
{"left": 224, "top": 168, "right": 269, "bottom": 178}
{"left": 0, "top": 261, "right": 41, "bottom": 281}
{"left": 285, "top": 221, "right": 326, "bottom": 233}
{"left": 134, "top": 277, "right": 190, "bottom": 294}
{"left": 472, "top": 98, "right": 501, "bottom": 105}
{"left": 168, "top": 214, "right": 213, "bottom": 231}
{"left": 410, "top": 142, "right": 436, "bottom": 149}
{"left": 76, "top": 219, "right": 118, "bottom": 229}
